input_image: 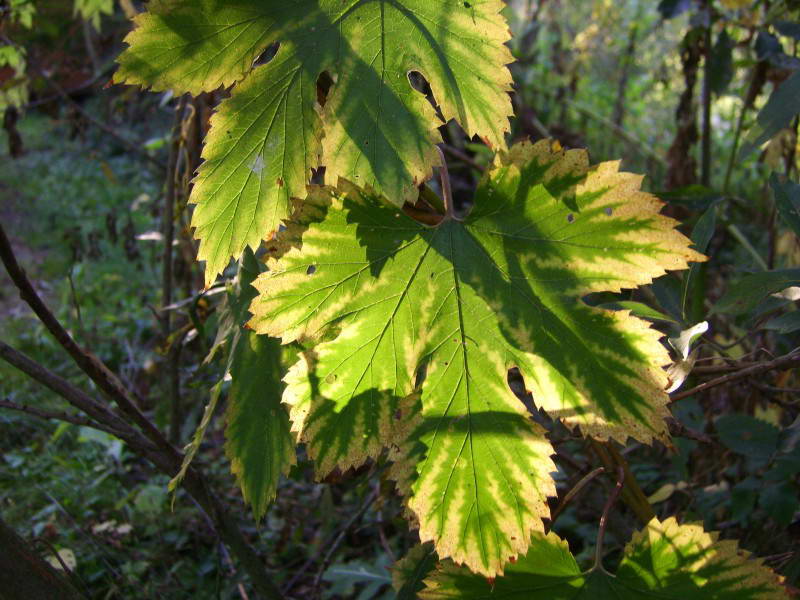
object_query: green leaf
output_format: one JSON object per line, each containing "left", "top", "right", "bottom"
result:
{"left": 74, "top": 0, "right": 114, "bottom": 29}
{"left": 709, "top": 29, "right": 734, "bottom": 96}
{"left": 681, "top": 203, "right": 716, "bottom": 317}
{"left": 741, "top": 69, "right": 800, "bottom": 158}
{"left": 225, "top": 332, "right": 295, "bottom": 520}
{"left": 322, "top": 556, "right": 393, "bottom": 600}
{"left": 223, "top": 250, "right": 294, "bottom": 519}
{"left": 393, "top": 543, "right": 438, "bottom": 600}
{"left": 596, "top": 301, "right": 678, "bottom": 323}
{"left": 771, "top": 174, "right": 800, "bottom": 239}
{"left": 249, "top": 140, "right": 703, "bottom": 574}
{"left": 116, "top": 0, "right": 514, "bottom": 284}
{"left": 421, "top": 518, "right": 788, "bottom": 599}
{"left": 712, "top": 269, "right": 800, "bottom": 315}
{"left": 759, "top": 481, "right": 800, "bottom": 527}
{"left": 761, "top": 310, "right": 800, "bottom": 334}
{"left": 716, "top": 414, "right": 780, "bottom": 463}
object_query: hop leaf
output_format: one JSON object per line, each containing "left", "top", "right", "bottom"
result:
{"left": 116, "top": 0, "right": 514, "bottom": 284}
{"left": 421, "top": 518, "right": 788, "bottom": 599}
{"left": 249, "top": 140, "right": 704, "bottom": 575}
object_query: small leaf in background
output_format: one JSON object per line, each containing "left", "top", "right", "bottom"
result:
{"left": 760, "top": 481, "right": 800, "bottom": 526}
{"left": 659, "top": 0, "right": 691, "bottom": 20}
{"left": 392, "top": 544, "right": 437, "bottom": 600}
{"left": 716, "top": 414, "right": 780, "bottom": 463}
{"left": 741, "top": 69, "right": 800, "bottom": 158}
{"left": 709, "top": 30, "right": 734, "bottom": 95}
{"left": 771, "top": 174, "right": 800, "bottom": 239}
{"left": 681, "top": 202, "right": 716, "bottom": 318}
{"left": 323, "top": 556, "right": 393, "bottom": 600}
{"left": 755, "top": 31, "right": 783, "bottom": 62}
{"left": 712, "top": 269, "right": 800, "bottom": 315}
{"left": 647, "top": 481, "right": 688, "bottom": 504}
{"left": 761, "top": 311, "right": 800, "bottom": 334}
{"left": 421, "top": 518, "right": 788, "bottom": 598}
{"left": 46, "top": 548, "right": 77, "bottom": 572}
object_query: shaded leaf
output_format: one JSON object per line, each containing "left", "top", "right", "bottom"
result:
{"left": 709, "top": 30, "right": 734, "bottom": 96}
{"left": 771, "top": 174, "right": 800, "bottom": 239}
{"left": 716, "top": 414, "right": 780, "bottom": 462}
{"left": 225, "top": 332, "right": 295, "bottom": 520}
{"left": 596, "top": 301, "right": 677, "bottom": 323}
{"left": 741, "top": 69, "right": 800, "bottom": 158}
{"left": 393, "top": 543, "right": 438, "bottom": 600}
{"left": 712, "top": 269, "right": 800, "bottom": 315}
{"left": 761, "top": 311, "right": 800, "bottom": 334}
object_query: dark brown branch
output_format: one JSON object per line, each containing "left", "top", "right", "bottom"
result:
{"left": 590, "top": 441, "right": 655, "bottom": 524}
{"left": 0, "top": 397, "right": 126, "bottom": 438}
{"left": 594, "top": 466, "right": 625, "bottom": 573}
{"left": 671, "top": 351, "right": 800, "bottom": 402}
{"left": 547, "top": 467, "right": 605, "bottom": 533}
{"left": 0, "top": 224, "right": 177, "bottom": 461}
{"left": 0, "top": 341, "right": 138, "bottom": 442}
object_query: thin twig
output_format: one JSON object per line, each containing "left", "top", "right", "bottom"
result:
{"left": 312, "top": 488, "right": 379, "bottom": 594}
{"left": 671, "top": 351, "right": 800, "bottom": 401}
{"left": 547, "top": 467, "right": 604, "bottom": 533}
{"left": 0, "top": 397, "right": 126, "bottom": 438}
{"left": 436, "top": 146, "right": 456, "bottom": 221}
{"left": 441, "top": 144, "right": 486, "bottom": 173}
{"left": 594, "top": 466, "right": 625, "bottom": 573}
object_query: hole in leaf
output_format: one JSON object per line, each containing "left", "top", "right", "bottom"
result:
{"left": 604, "top": 207, "right": 613, "bottom": 216}
{"left": 463, "top": 1, "right": 471, "bottom": 6}
{"left": 567, "top": 213, "right": 575, "bottom": 223}
{"left": 253, "top": 42, "right": 279, "bottom": 67}
{"left": 316, "top": 71, "right": 334, "bottom": 107}
{"left": 306, "top": 265, "right": 317, "bottom": 275}
{"left": 407, "top": 70, "right": 430, "bottom": 95}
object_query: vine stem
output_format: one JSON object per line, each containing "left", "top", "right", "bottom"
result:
{"left": 546, "top": 467, "right": 605, "bottom": 533}
{"left": 594, "top": 465, "right": 625, "bottom": 573}
{"left": 671, "top": 350, "right": 800, "bottom": 401}
{"left": 590, "top": 441, "right": 655, "bottom": 524}
{"left": 436, "top": 146, "right": 458, "bottom": 221}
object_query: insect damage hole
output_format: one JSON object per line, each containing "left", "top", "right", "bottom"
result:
{"left": 306, "top": 265, "right": 317, "bottom": 275}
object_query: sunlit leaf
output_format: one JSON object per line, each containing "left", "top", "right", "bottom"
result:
{"left": 421, "top": 518, "right": 788, "bottom": 599}
{"left": 249, "top": 140, "right": 703, "bottom": 574}
{"left": 116, "top": 0, "right": 514, "bottom": 284}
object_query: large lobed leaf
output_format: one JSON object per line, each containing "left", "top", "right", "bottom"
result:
{"left": 248, "top": 140, "right": 704, "bottom": 575}
{"left": 421, "top": 517, "right": 788, "bottom": 598}
{"left": 116, "top": 0, "right": 514, "bottom": 284}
